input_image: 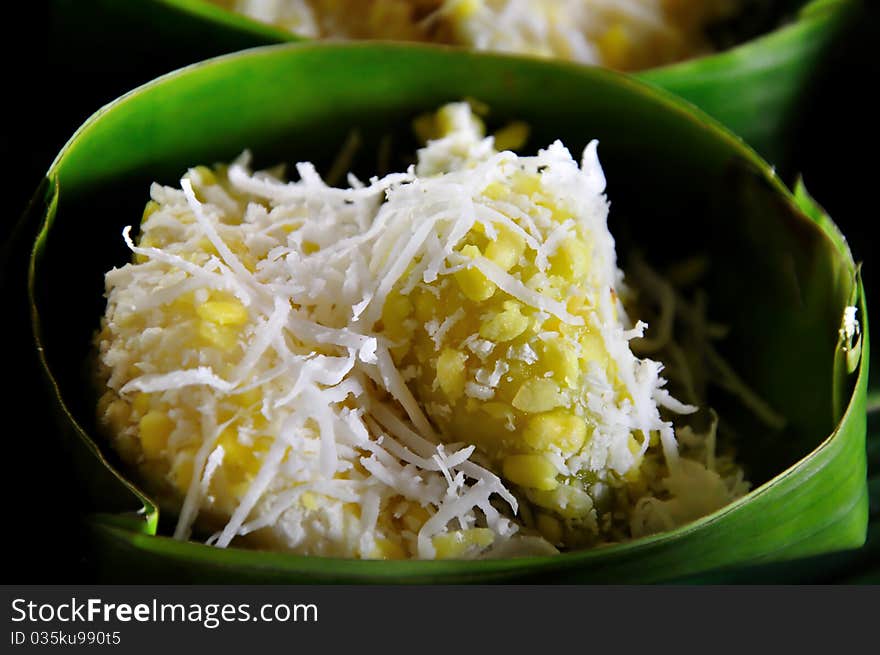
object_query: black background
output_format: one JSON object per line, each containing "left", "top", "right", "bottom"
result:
{"left": 1, "top": 1, "right": 878, "bottom": 584}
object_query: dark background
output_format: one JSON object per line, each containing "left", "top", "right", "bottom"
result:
{"left": 1, "top": 1, "right": 878, "bottom": 583}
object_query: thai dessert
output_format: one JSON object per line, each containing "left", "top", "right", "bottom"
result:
{"left": 94, "top": 102, "right": 753, "bottom": 560}
{"left": 209, "top": 0, "right": 743, "bottom": 70}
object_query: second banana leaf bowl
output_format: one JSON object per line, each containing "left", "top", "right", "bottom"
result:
{"left": 50, "top": 0, "right": 861, "bottom": 168}
{"left": 27, "top": 43, "right": 867, "bottom": 583}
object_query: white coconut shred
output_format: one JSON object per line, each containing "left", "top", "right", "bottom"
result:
{"left": 95, "top": 102, "right": 752, "bottom": 560}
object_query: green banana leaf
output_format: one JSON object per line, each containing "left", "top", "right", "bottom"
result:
{"left": 27, "top": 43, "right": 868, "bottom": 583}
{"left": 48, "top": 0, "right": 859, "bottom": 167}
{"left": 639, "top": 0, "right": 858, "bottom": 168}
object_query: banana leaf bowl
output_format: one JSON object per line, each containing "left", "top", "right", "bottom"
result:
{"left": 50, "top": 0, "right": 860, "bottom": 167}
{"left": 26, "top": 43, "right": 868, "bottom": 583}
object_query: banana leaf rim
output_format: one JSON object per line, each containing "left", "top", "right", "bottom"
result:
{"left": 27, "top": 41, "right": 867, "bottom": 577}
{"left": 151, "top": 0, "right": 855, "bottom": 75}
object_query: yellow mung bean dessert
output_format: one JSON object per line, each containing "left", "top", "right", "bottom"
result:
{"left": 94, "top": 102, "right": 748, "bottom": 560}
{"left": 210, "top": 0, "right": 741, "bottom": 70}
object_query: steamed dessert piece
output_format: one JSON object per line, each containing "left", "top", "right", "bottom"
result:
{"left": 378, "top": 104, "right": 748, "bottom": 546}
{"left": 215, "top": 0, "right": 741, "bottom": 71}
{"left": 94, "top": 102, "right": 747, "bottom": 560}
